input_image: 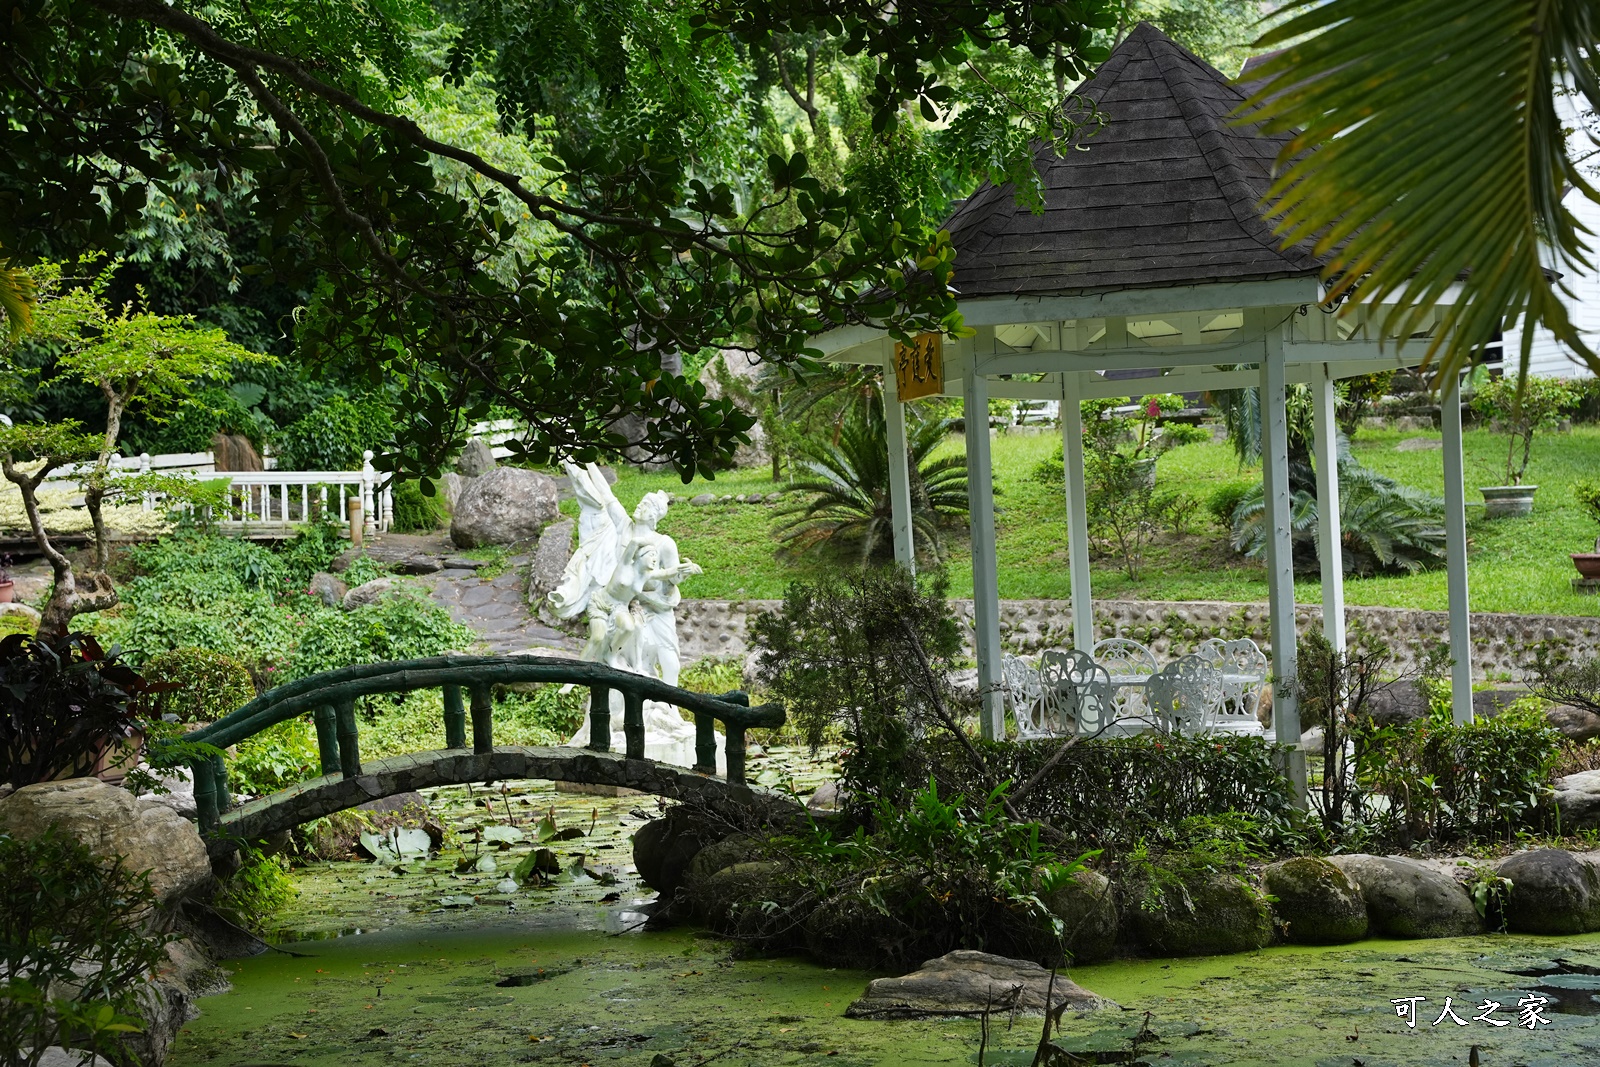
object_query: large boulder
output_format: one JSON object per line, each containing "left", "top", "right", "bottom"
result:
{"left": 1127, "top": 871, "right": 1273, "bottom": 956}
{"left": 845, "top": 950, "right": 1116, "bottom": 1019}
{"left": 1262, "top": 857, "right": 1368, "bottom": 944}
{"left": 1326, "top": 855, "right": 1483, "bottom": 939}
{"left": 697, "top": 350, "right": 769, "bottom": 469}
{"left": 1496, "top": 849, "right": 1600, "bottom": 934}
{"left": 1554, "top": 770, "right": 1600, "bottom": 830}
{"left": 692, "top": 860, "right": 799, "bottom": 940}
{"left": 307, "top": 571, "right": 348, "bottom": 608}
{"left": 0, "top": 778, "right": 210, "bottom": 909}
{"left": 450, "top": 466, "right": 559, "bottom": 548}
{"left": 1043, "top": 869, "right": 1119, "bottom": 963}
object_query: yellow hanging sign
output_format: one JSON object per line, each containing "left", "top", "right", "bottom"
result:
{"left": 893, "top": 333, "right": 944, "bottom": 401}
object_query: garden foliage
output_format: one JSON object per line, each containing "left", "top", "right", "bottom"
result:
{"left": 0, "top": 828, "right": 174, "bottom": 1066}
{"left": 0, "top": 631, "right": 152, "bottom": 788}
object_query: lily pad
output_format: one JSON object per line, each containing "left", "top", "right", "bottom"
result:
{"left": 360, "top": 828, "right": 432, "bottom": 863}
{"left": 481, "top": 824, "right": 524, "bottom": 845}
{"left": 437, "top": 894, "right": 477, "bottom": 908}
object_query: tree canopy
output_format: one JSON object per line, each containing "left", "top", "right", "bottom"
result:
{"left": 2, "top": 0, "right": 1124, "bottom": 481}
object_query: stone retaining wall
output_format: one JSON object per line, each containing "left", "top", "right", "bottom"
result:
{"left": 679, "top": 598, "right": 1600, "bottom": 680}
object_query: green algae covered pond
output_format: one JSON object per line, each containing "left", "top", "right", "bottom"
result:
{"left": 168, "top": 762, "right": 1600, "bottom": 1067}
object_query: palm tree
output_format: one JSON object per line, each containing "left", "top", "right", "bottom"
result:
{"left": 0, "top": 253, "right": 34, "bottom": 340}
{"left": 774, "top": 409, "right": 968, "bottom": 563}
{"left": 1244, "top": 0, "right": 1600, "bottom": 383}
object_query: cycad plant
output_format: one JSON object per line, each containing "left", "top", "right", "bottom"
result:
{"left": 1229, "top": 459, "right": 1446, "bottom": 576}
{"left": 774, "top": 407, "right": 967, "bottom": 563}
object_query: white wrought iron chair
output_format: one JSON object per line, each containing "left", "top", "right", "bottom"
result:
{"left": 1091, "top": 637, "right": 1160, "bottom": 722}
{"left": 1002, "top": 653, "right": 1056, "bottom": 740}
{"left": 1039, "top": 649, "right": 1115, "bottom": 736}
{"left": 1196, "top": 638, "right": 1270, "bottom": 733}
{"left": 1144, "top": 655, "right": 1225, "bottom": 735}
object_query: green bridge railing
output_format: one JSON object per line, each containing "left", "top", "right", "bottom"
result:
{"left": 173, "top": 654, "right": 785, "bottom": 833}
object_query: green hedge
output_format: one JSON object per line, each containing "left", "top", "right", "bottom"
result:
{"left": 918, "top": 734, "right": 1295, "bottom": 852}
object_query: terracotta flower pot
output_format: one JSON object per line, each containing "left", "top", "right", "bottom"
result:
{"left": 1480, "top": 485, "right": 1538, "bottom": 518}
{"left": 1575, "top": 545, "right": 1600, "bottom": 580}
{"left": 0, "top": 580, "right": 15, "bottom": 604}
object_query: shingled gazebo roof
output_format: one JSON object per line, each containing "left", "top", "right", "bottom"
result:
{"left": 942, "top": 22, "right": 1324, "bottom": 299}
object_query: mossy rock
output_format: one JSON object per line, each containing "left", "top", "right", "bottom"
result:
{"left": 693, "top": 860, "right": 806, "bottom": 944}
{"left": 1127, "top": 871, "right": 1273, "bottom": 957}
{"left": 1262, "top": 858, "right": 1368, "bottom": 945}
{"left": 804, "top": 885, "right": 892, "bottom": 969}
{"left": 685, "top": 833, "right": 764, "bottom": 885}
{"left": 632, "top": 806, "right": 724, "bottom": 895}
{"left": 1043, "top": 869, "right": 1119, "bottom": 963}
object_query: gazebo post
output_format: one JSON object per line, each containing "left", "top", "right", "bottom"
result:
{"left": 1060, "top": 372, "right": 1094, "bottom": 652}
{"left": 963, "top": 366, "right": 1005, "bottom": 740}
{"left": 1260, "top": 329, "right": 1307, "bottom": 803}
{"left": 1440, "top": 368, "right": 1475, "bottom": 724}
{"left": 882, "top": 354, "right": 917, "bottom": 573}
{"left": 1311, "top": 364, "right": 1346, "bottom": 652}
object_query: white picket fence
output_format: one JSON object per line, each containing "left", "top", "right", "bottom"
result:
{"left": 41, "top": 450, "right": 393, "bottom": 536}
{"left": 31, "top": 418, "right": 534, "bottom": 538}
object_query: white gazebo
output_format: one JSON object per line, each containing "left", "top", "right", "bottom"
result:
{"left": 811, "top": 24, "right": 1476, "bottom": 790}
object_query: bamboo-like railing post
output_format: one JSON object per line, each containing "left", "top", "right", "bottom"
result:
{"left": 211, "top": 752, "right": 231, "bottom": 813}
{"left": 694, "top": 713, "right": 716, "bottom": 774}
{"left": 469, "top": 684, "right": 494, "bottom": 754}
{"left": 443, "top": 684, "right": 467, "bottom": 748}
{"left": 723, "top": 724, "right": 746, "bottom": 785}
{"left": 313, "top": 705, "right": 340, "bottom": 775}
{"left": 588, "top": 685, "right": 611, "bottom": 752}
{"left": 192, "top": 760, "right": 218, "bottom": 833}
{"left": 623, "top": 690, "right": 645, "bottom": 760}
{"left": 335, "top": 699, "right": 360, "bottom": 778}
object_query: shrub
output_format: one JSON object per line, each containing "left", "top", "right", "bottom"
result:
{"left": 1207, "top": 479, "right": 1255, "bottom": 530}
{"left": 1083, "top": 449, "right": 1176, "bottom": 580}
{"left": 212, "top": 846, "right": 297, "bottom": 934}
{"left": 142, "top": 646, "right": 255, "bottom": 724}
{"left": 0, "top": 632, "right": 153, "bottom": 787}
{"left": 1159, "top": 421, "right": 1211, "bottom": 448}
{"left": 229, "top": 718, "right": 321, "bottom": 795}
{"left": 0, "top": 828, "right": 175, "bottom": 1066}
{"left": 390, "top": 480, "right": 448, "bottom": 532}
{"left": 285, "top": 588, "right": 475, "bottom": 681}
{"left": 274, "top": 393, "right": 395, "bottom": 471}
{"left": 1468, "top": 373, "right": 1580, "bottom": 486}
{"left": 922, "top": 734, "right": 1296, "bottom": 853}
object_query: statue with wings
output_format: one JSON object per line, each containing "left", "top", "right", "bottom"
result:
{"left": 548, "top": 461, "right": 717, "bottom": 769}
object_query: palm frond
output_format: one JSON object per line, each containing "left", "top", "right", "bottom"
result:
{"left": 1243, "top": 0, "right": 1600, "bottom": 382}
{"left": 0, "top": 258, "right": 36, "bottom": 340}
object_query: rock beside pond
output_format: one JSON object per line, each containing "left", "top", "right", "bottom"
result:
{"left": 845, "top": 950, "right": 1116, "bottom": 1019}
{"left": 632, "top": 806, "right": 724, "bottom": 896}
{"left": 450, "top": 465, "right": 559, "bottom": 548}
{"left": 1262, "top": 857, "right": 1368, "bottom": 944}
{"left": 0, "top": 778, "right": 210, "bottom": 910}
{"left": 1043, "top": 869, "right": 1118, "bottom": 963}
{"left": 1127, "top": 871, "right": 1273, "bottom": 956}
{"left": 693, "top": 860, "right": 797, "bottom": 939}
{"left": 1497, "top": 848, "right": 1600, "bottom": 934}
{"left": 1553, "top": 770, "right": 1600, "bottom": 830}
{"left": 1327, "top": 855, "right": 1482, "bottom": 938}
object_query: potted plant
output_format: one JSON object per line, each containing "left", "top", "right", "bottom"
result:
{"left": 1576, "top": 480, "right": 1600, "bottom": 580}
{"left": 1468, "top": 374, "right": 1578, "bottom": 517}
{"left": 0, "top": 553, "right": 13, "bottom": 603}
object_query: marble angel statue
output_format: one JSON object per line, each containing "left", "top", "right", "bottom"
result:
{"left": 548, "top": 461, "right": 721, "bottom": 770}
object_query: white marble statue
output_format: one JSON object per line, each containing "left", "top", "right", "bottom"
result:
{"left": 548, "top": 461, "right": 721, "bottom": 770}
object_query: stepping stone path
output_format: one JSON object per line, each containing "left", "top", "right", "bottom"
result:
{"left": 337, "top": 533, "right": 576, "bottom": 656}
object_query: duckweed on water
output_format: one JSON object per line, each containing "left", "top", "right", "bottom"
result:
{"left": 167, "top": 757, "right": 1600, "bottom": 1066}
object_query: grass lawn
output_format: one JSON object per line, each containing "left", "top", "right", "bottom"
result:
{"left": 585, "top": 424, "right": 1600, "bottom": 617}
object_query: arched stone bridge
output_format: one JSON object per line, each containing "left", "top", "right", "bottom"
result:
{"left": 167, "top": 654, "right": 791, "bottom": 856}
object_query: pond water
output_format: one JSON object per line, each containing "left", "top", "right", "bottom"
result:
{"left": 168, "top": 754, "right": 1600, "bottom": 1067}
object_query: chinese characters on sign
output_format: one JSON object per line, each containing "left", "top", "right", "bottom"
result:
{"left": 893, "top": 333, "right": 943, "bottom": 401}
{"left": 1390, "top": 994, "right": 1550, "bottom": 1030}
